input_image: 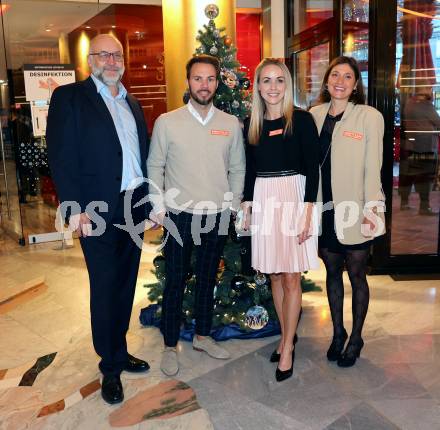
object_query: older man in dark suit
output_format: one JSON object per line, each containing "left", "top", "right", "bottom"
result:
{"left": 47, "top": 34, "right": 150, "bottom": 404}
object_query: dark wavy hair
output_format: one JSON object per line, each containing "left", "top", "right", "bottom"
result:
{"left": 319, "top": 56, "right": 366, "bottom": 105}
{"left": 186, "top": 54, "right": 220, "bottom": 80}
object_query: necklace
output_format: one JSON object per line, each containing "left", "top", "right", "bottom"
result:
{"left": 320, "top": 143, "right": 332, "bottom": 169}
{"left": 319, "top": 112, "right": 344, "bottom": 168}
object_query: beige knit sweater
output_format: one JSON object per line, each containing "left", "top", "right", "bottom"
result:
{"left": 147, "top": 105, "right": 245, "bottom": 214}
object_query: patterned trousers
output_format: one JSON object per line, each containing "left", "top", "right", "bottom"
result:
{"left": 161, "top": 210, "right": 229, "bottom": 347}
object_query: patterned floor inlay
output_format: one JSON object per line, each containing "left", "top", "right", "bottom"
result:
{"left": 37, "top": 379, "right": 101, "bottom": 418}
{"left": 0, "top": 353, "right": 57, "bottom": 389}
{"left": 0, "top": 280, "right": 47, "bottom": 314}
{"left": 108, "top": 380, "right": 200, "bottom": 427}
{"left": 19, "top": 353, "right": 57, "bottom": 386}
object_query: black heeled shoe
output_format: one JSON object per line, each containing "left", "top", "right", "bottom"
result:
{"left": 327, "top": 329, "right": 348, "bottom": 362}
{"left": 276, "top": 349, "right": 295, "bottom": 382}
{"left": 270, "top": 334, "right": 298, "bottom": 363}
{"left": 337, "top": 339, "right": 364, "bottom": 368}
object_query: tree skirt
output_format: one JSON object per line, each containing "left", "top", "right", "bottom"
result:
{"left": 139, "top": 304, "right": 281, "bottom": 341}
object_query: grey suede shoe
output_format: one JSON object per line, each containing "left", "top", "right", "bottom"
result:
{"left": 160, "top": 347, "right": 179, "bottom": 376}
{"left": 193, "top": 336, "right": 231, "bottom": 359}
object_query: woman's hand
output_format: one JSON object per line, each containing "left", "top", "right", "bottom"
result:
{"left": 298, "top": 203, "right": 313, "bottom": 245}
{"left": 361, "top": 206, "right": 379, "bottom": 237}
{"left": 240, "top": 201, "right": 252, "bottom": 231}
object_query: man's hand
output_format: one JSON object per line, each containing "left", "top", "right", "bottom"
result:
{"left": 69, "top": 212, "right": 92, "bottom": 237}
{"left": 149, "top": 211, "right": 166, "bottom": 230}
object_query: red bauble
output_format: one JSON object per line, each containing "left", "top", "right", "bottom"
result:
{"left": 224, "top": 37, "right": 232, "bottom": 47}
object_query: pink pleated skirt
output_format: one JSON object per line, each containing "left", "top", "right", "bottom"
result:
{"left": 251, "top": 174, "right": 319, "bottom": 274}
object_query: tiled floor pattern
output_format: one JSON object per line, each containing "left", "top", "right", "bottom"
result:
{"left": 0, "top": 234, "right": 439, "bottom": 429}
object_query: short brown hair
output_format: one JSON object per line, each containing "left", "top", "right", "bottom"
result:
{"left": 186, "top": 55, "right": 220, "bottom": 79}
{"left": 319, "top": 56, "right": 366, "bottom": 105}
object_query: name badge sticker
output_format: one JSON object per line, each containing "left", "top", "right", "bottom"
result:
{"left": 343, "top": 131, "right": 363, "bottom": 140}
{"left": 269, "top": 128, "right": 283, "bottom": 137}
{"left": 211, "top": 129, "right": 230, "bottom": 136}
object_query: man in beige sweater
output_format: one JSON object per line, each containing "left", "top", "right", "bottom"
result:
{"left": 147, "top": 55, "right": 245, "bottom": 376}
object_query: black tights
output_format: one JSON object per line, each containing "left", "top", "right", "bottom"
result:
{"left": 320, "top": 247, "right": 370, "bottom": 344}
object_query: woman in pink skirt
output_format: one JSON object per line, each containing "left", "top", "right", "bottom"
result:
{"left": 242, "top": 58, "right": 320, "bottom": 382}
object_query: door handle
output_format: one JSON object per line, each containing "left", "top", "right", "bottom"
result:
{"left": 0, "top": 127, "right": 11, "bottom": 218}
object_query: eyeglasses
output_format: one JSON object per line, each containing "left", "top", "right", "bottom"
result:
{"left": 89, "top": 51, "right": 124, "bottom": 62}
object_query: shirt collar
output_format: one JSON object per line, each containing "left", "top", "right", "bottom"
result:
{"left": 90, "top": 73, "right": 127, "bottom": 100}
{"left": 187, "top": 100, "right": 215, "bottom": 125}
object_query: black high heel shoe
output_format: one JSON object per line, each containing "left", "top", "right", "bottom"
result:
{"left": 327, "top": 329, "right": 348, "bottom": 362}
{"left": 337, "top": 338, "right": 364, "bottom": 367}
{"left": 276, "top": 349, "right": 295, "bottom": 382}
{"left": 270, "top": 334, "right": 298, "bottom": 363}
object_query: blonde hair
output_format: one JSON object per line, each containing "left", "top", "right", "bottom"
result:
{"left": 248, "top": 58, "right": 294, "bottom": 145}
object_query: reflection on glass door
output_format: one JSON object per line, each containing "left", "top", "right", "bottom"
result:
{"left": 392, "top": 0, "right": 440, "bottom": 255}
{"left": 293, "top": 43, "right": 329, "bottom": 109}
{"left": 0, "top": 6, "right": 24, "bottom": 244}
{"left": 1, "top": 0, "right": 167, "bottom": 243}
{"left": 343, "top": 0, "right": 369, "bottom": 95}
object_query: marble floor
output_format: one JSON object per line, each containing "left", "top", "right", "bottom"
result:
{"left": 0, "top": 232, "right": 439, "bottom": 429}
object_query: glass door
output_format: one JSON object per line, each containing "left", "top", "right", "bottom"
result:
{"left": 391, "top": 0, "right": 440, "bottom": 256}
{"left": 293, "top": 43, "right": 330, "bottom": 109}
{"left": 0, "top": 3, "right": 25, "bottom": 245}
{"left": 1, "top": 0, "right": 167, "bottom": 244}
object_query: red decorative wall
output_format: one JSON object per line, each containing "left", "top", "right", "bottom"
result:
{"left": 236, "top": 13, "right": 262, "bottom": 82}
{"left": 69, "top": 6, "right": 261, "bottom": 129}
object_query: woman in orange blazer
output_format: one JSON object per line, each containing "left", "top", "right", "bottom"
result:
{"left": 310, "top": 56, "right": 385, "bottom": 367}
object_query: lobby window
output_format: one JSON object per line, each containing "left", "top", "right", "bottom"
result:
{"left": 392, "top": 0, "right": 440, "bottom": 255}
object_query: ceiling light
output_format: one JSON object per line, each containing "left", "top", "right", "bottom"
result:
{"left": 111, "top": 25, "right": 116, "bottom": 29}
{"left": 135, "top": 31, "right": 140, "bottom": 34}
{"left": 85, "top": 26, "right": 91, "bottom": 29}
{"left": 45, "top": 29, "right": 51, "bottom": 32}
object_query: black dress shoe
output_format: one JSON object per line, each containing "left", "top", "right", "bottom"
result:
{"left": 270, "top": 334, "right": 298, "bottom": 363}
{"left": 123, "top": 354, "right": 150, "bottom": 373}
{"left": 101, "top": 375, "right": 124, "bottom": 404}
{"left": 337, "top": 339, "right": 364, "bottom": 368}
{"left": 327, "top": 329, "right": 348, "bottom": 362}
{"left": 276, "top": 349, "right": 295, "bottom": 382}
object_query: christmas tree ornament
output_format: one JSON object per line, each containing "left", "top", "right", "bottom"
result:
{"left": 230, "top": 275, "right": 246, "bottom": 291}
{"left": 245, "top": 305, "right": 269, "bottom": 330}
{"left": 232, "top": 100, "right": 240, "bottom": 109}
{"left": 218, "top": 257, "right": 225, "bottom": 271}
{"left": 205, "top": 4, "right": 219, "bottom": 20}
{"left": 254, "top": 272, "right": 267, "bottom": 286}
{"left": 221, "top": 69, "right": 238, "bottom": 88}
{"left": 224, "top": 36, "right": 232, "bottom": 47}
{"left": 213, "top": 29, "right": 220, "bottom": 38}
{"left": 242, "top": 78, "right": 250, "bottom": 90}
{"left": 210, "top": 46, "right": 218, "bottom": 55}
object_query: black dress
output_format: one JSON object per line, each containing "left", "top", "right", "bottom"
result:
{"left": 318, "top": 112, "right": 371, "bottom": 253}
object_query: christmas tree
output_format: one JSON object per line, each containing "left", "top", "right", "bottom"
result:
{"left": 142, "top": 227, "right": 320, "bottom": 337}
{"left": 140, "top": 5, "right": 320, "bottom": 339}
{"left": 193, "top": 4, "right": 251, "bottom": 120}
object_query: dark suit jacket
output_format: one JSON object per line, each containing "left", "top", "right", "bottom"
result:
{"left": 46, "top": 76, "right": 150, "bottom": 223}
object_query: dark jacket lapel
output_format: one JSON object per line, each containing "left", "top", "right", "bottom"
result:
{"left": 80, "top": 76, "right": 120, "bottom": 144}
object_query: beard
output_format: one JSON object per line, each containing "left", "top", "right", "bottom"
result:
{"left": 92, "top": 64, "right": 125, "bottom": 86}
{"left": 188, "top": 87, "right": 215, "bottom": 106}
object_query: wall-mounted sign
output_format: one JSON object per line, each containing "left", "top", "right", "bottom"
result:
{"left": 23, "top": 64, "right": 75, "bottom": 102}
